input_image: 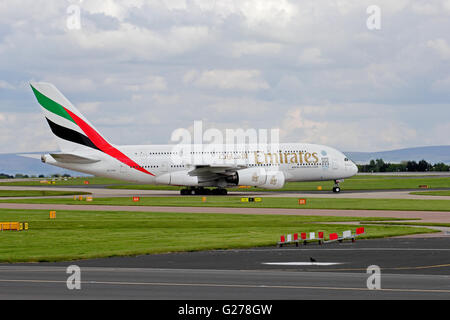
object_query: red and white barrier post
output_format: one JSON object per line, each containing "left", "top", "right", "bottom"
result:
{"left": 278, "top": 227, "right": 366, "bottom": 247}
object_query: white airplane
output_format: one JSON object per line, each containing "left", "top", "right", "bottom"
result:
{"left": 31, "top": 82, "right": 358, "bottom": 195}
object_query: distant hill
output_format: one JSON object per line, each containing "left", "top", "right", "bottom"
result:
{"left": 346, "top": 146, "right": 450, "bottom": 165}
{"left": 0, "top": 152, "right": 84, "bottom": 177}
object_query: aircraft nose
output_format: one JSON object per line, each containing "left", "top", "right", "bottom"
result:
{"left": 352, "top": 162, "right": 358, "bottom": 175}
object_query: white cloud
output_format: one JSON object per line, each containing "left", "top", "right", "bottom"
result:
{"left": 431, "top": 76, "right": 450, "bottom": 92}
{"left": 206, "top": 97, "right": 272, "bottom": 116}
{"left": 95, "top": 115, "right": 136, "bottom": 126}
{"left": 0, "top": 0, "right": 449, "bottom": 153}
{"left": 432, "top": 122, "right": 450, "bottom": 144}
{"left": 444, "top": 0, "right": 450, "bottom": 12}
{"left": 0, "top": 80, "right": 15, "bottom": 90}
{"left": 0, "top": 112, "right": 58, "bottom": 153}
{"left": 77, "top": 102, "right": 101, "bottom": 114}
{"left": 231, "top": 41, "right": 282, "bottom": 57}
{"left": 83, "top": 0, "right": 144, "bottom": 21}
{"left": 162, "top": 0, "right": 189, "bottom": 11}
{"left": 297, "top": 47, "right": 331, "bottom": 66}
{"left": 427, "top": 39, "right": 450, "bottom": 60}
{"left": 72, "top": 23, "right": 211, "bottom": 60}
{"left": 365, "top": 63, "right": 406, "bottom": 89}
{"left": 39, "top": 76, "right": 96, "bottom": 93}
{"left": 186, "top": 69, "right": 270, "bottom": 91}
{"left": 377, "top": 0, "right": 411, "bottom": 14}
{"left": 123, "top": 76, "right": 167, "bottom": 92}
{"left": 151, "top": 94, "right": 180, "bottom": 106}
{"left": 279, "top": 104, "right": 421, "bottom": 151}
{"left": 239, "top": 0, "right": 297, "bottom": 28}
{"left": 411, "top": 2, "right": 439, "bottom": 15}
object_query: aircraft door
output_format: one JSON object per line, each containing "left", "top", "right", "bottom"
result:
{"left": 160, "top": 163, "right": 168, "bottom": 173}
{"left": 332, "top": 158, "right": 338, "bottom": 170}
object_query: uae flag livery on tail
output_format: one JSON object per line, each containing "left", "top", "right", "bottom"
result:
{"left": 30, "top": 82, "right": 154, "bottom": 176}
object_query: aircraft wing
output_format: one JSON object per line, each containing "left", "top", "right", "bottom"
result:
{"left": 187, "top": 164, "right": 247, "bottom": 182}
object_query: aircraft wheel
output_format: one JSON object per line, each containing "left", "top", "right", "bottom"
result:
{"left": 195, "top": 188, "right": 208, "bottom": 195}
{"left": 333, "top": 187, "right": 341, "bottom": 193}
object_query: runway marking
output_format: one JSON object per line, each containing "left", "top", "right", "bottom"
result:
{"left": 0, "top": 279, "right": 449, "bottom": 294}
{"left": 1, "top": 263, "right": 450, "bottom": 274}
{"left": 262, "top": 262, "right": 343, "bottom": 266}
{"left": 225, "top": 248, "right": 450, "bottom": 252}
{"left": 307, "top": 263, "right": 450, "bottom": 272}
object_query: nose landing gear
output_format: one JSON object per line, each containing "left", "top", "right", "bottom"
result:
{"left": 332, "top": 180, "right": 341, "bottom": 193}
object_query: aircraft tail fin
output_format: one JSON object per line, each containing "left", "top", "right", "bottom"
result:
{"left": 31, "top": 82, "right": 156, "bottom": 177}
{"left": 30, "top": 82, "right": 110, "bottom": 153}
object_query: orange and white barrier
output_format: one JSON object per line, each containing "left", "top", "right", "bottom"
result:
{"left": 278, "top": 227, "right": 365, "bottom": 247}
{"left": 278, "top": 232, "right": 321, "bottom": 247}
{"left": 328, "top": 233, "right": 339, "bottom": 241}
{"left": 324, "top": 227, "right": 365, "bottom": 244}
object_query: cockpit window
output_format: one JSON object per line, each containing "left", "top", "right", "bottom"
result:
{"left": 344, "top": 158, "right": 349, "bottom": 162}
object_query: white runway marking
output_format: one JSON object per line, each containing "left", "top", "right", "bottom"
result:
{"left": 1, "top": 279, "right": 449, "bottom": 294}
{"left": 262, "top": 262, "right": 343, "bottom": 266}
{"left": 227, "top": 248, "right": 450, "bottom": 252}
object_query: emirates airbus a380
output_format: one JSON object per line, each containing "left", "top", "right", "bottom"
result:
{"left": 31, "top": 82, "right": 358, "bottom": 195}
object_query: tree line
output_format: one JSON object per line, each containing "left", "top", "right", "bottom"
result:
{"left": 357, "top": 159, "right": 450, "bottom": 173}
{"left": 0, "top": 173, "right": 72, "bottom": 179}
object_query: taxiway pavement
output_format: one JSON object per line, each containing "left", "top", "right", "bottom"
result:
{"left": 1, "top": 238, "right": 449, "bottom": 300}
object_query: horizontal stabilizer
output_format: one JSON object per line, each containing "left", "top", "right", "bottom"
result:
{"left": 49, "top": 153, "right": 100, "bottom": 164}
{"left": 16, "top": 153, "right": 43, "bottom": 160}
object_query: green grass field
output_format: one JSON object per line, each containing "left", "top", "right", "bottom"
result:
{"left": 0, "top": 190, "right": 91, "bottom": 197}
{"left": 0, "top": 209, "right": 435, "bottom": 263}
{"left": 2, "top": 175, "right": 449, "bottom": 191}
{"left": 0, "top": 174, "right": 445, "bottom": 263}
{"left": 107, "top": 176, "right": 450, "bottom": 192}
{"left": 2, "top": 196, "right": 449, "bottom": 212}
{"left": 410, "top": 191, "right": 450, "bottom": 197}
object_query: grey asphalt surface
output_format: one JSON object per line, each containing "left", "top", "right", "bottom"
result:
{"left": 1, "top": 238, "right": 450, "bottom": 300}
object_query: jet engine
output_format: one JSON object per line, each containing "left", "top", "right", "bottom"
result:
{"left": 226, "top": 168, "right": 267, "bottom": 187}
{"left": 259, "top": 171, "right": 285, "bottom": 189}
{"left": 155, "top": 171, "right": 199, "bottom": 186}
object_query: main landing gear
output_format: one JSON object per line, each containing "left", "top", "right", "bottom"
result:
{"left": 332, "top": 180, "right": 341, "bottom": 193}
{"left": 180, "top": 187, "right": 228, "bottom": 196}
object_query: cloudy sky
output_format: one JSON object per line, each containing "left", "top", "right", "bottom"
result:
{"left": 0, "top": 0, "right": 449, "bottom": 153}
